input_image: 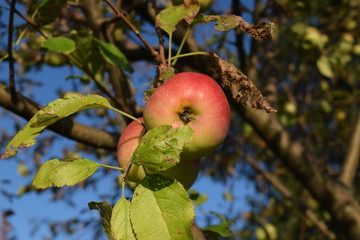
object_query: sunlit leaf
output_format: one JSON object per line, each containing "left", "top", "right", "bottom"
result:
{"left": 132, "top": 125, "right": 193, "bottom": 171}
{"left": 89, "top": 201, "right": 114, "bottom": 240}
{"left": 1, "top": 93, "right": 118, "bottom": 159}
{"left": 188, "top": 189, "right": 208, "bottom": 206}
{"left": 17, "top": 162, "right": 30, "bottom": 177}
{"left": 316, "top": 55, "right": 334, "bottom": 78}
{"left": 32, "top": 158, "right": 99, "bottom": 189}
{"left": 41, "top": 37, "right": 75, "bottom": 54}
{"left": 202, "top": 224, "right": 233, "bottom": 237}
{"left": 130, "top": 174, "right": 194, "bottom": 240}
{"left": 111, "top": 197, "right": 136, "bottom": 240}
{"left": 93, "top": 38, "right": 133, "bottom": 72}
{"left": 156, "top": 4, "right": 200, "bottom": 35}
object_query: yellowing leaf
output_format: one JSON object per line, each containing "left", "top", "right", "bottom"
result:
{"left": 316, "top": 55, "right": 334, "bottom": 78}
{"left": 1, "top": 93, "right": 117, "bottom": 159}
{"left": 131, "top": 125, "right": 193, "bottom": 171}
{"left": 32, "top": 158, "right": 99, "bottom": 189}
{"left": 111, "top": 197, "right": 136, "bottom": 240}
{"left": 156, "top": 4, "right": 200, "bottom": 35}
{"left": 130, "top": 174, "right": 194, "bottom": 240}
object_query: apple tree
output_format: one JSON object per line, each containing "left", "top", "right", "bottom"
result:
{"left": 0, "top": 0, "right": 360, "bottom": 239}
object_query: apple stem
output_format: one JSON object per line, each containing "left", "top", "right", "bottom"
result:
{"left": 169, "top": 51, "right": 209, "bottom": 61}
{"left": 171, "top": 25, "right": 192, "bottom": 66}
{"left": 167, "top": 34, "right": 173, "bottom": 66}
{"left": 111, "top": 108, "right": 146, "bottom": 127}
{"left": 121, "top": 180, "right": 125, "bottom": 198}
{"left": 97, "top": 163, "right": 124, "bottom": 171}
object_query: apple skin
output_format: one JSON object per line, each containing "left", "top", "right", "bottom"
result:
{"left": 117, "top": 118, "right": 200, "bottom": 190}
{"left": 143, "top": 72, "right": 230, "bottom": 160}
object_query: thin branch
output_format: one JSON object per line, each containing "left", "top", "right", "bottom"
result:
{"left": 11, "top": 0, "right": 133, "bottom": 115}
{"left": 232, "top": 0, "right": 247, "bottom": 72}
{"left": 0, "top": 82, "right": 119, "bottom": 151}
{"left": 5, "top": 0, "right": 47, "bottom": 38}
{"left": 244, "top": 156, "right": 336, "bottom": 240}
{"left": 7, "top": 0, "right": 17, "bottom": 104}
{"left": 104, "top": 0, "right": 161, "bottom": 63}
{"left": 237, "top": 104, "right": 360, "bottom": 239}
{"left": 340, "top": 115, "right": 360, "bottom": 188}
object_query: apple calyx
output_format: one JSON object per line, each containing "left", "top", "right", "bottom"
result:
{"left": 178, "top": 107, "right": 194, "bottom": 124}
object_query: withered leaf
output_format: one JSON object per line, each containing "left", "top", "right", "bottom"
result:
{"left": 209, "top": 52, "right": 277, "bottom": 113}
{"left": 198, "top": 14, "right": 275, "bottom": 41}
{"left": 183, "top": 1, "right": 200, "bottom": 25}
{"left": 157, "top": 64, "right": 175, "bottom": 82}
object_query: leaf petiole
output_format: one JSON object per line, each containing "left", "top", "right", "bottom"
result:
{"left": 171, "top": 25, "right": 192, "bottom": 66}
{"left": 111, "top": 108, "right": 144, "bottom": 126}
{"left": 168, "top": 51, "right": 209, "bottom": 62}
{"left": 97, "top": 163, "right": 124, "bottom": 171}
{"left": 167, "top": 33, "right": 173, "bottom": 66}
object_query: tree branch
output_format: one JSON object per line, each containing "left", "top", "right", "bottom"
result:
{"left": 340, "top": 115, "right": 360, "bottom": 188}
{"left": 237, "top": 104, "right": 360, "bottom": 239}
{"left": 244, "top": 155, "right": 336, "bottom": 239}
{"left": 0, "top": 82, "right": 119, "bottom": 151}
{"left": 7, "top": 0, "right": 17, "bottom": 104}
{"left": 104, "top": 0, "right": 161, "bottom": 63}
{"left": 78, "top": 0, "right": 138, "bottom": 118}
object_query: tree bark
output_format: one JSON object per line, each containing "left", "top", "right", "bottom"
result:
{"left": 0, "top": 82, "right": 119, "bottom": 151}
{"left": 237, "top": 104, "right": 360, "bottom": 239}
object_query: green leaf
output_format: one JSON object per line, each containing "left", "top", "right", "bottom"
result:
{"left": 156, "top": 4, "right": 200, "bottom": 35}
{"left": 201, "top": 224, "right": 233, "bottom": 237}
{"left": 130, "top": 174, "right": 194, "bottom": 240}
{"left": 111, "top": 197, "right": 136, "bottom": 240}
{"left": 132, "top": 125, "right": 194, "bottom": 172}
{"left": 144, "top": 88, "right": 157, "bottom": 101}
{"left": 188, "top": 189, "right": 208, "bottom": 206}
{"left": 89, "top": 201, "right": 114, "bottom": 240}
{"left": 316, "top": 55, "right": 334, "bottom": 78}
{"left": 1, "top": 93, "right": 118, "bottom": 159}
{"left": 32, "top": 158, "right": 99, "bottom": 189}
{"left": 41, "top": 37, "right": 75, "bottom": 54}
{"left": 93, "top": 38, "right": 133, "bottom": 72}
{"left": 70, "top": 30, "right": 103, "bottom": 76}
{"left": 201, "top": 212, "right": 235, "bottom": 237}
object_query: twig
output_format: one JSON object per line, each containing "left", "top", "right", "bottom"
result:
{"left": 244, "top": 155, "right": 336, "bottom": 240}
{"left": 7, "top": 0, "right": 17, "bottom": 104}
{"left": 9, "top": 1, "right": 129, "bottom": 112}
{"left": 5, "top": 0, "right": 47, "bottom": 38}
{"left": 104, "top": 0, "right": 161, "bottom": 63}
{"left": 148, "top": 0, "right": 166, "bottom": 65}
{"left": 340, "top": 115, "right": 360, "bottom": 188}
{"left": 231, "top": 0, "right": 247, "bottom": 71}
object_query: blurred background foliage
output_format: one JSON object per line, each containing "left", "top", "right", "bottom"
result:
{"left": 0, "top": 0, "right": 359, "bottom": 239}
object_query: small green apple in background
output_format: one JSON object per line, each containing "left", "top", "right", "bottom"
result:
{"left": 143, "top": 72, "right": 231, "bottom": 160}
{"left": 117, "top": 118, "right": 200, "bottom": 190}
{"left": 43, "top": 51, "right": 67, "bottom": 67}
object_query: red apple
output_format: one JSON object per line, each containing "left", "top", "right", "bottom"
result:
{"left": 143, "top": 72, "right": 230, "bottom": 160}
{"left": 117, "top": 118, "right": 200, "bottom": 190}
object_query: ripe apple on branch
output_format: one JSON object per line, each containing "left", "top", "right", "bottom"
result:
{"left": 117, "top": 117, "right": 201, "bottom": 190}
{"left": 117, "top": 72, "right": 231, "bottom": 190}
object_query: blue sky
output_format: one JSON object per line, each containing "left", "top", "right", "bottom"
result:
{"left": 0, "top": 1, "right": 258, "bottom": 239}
